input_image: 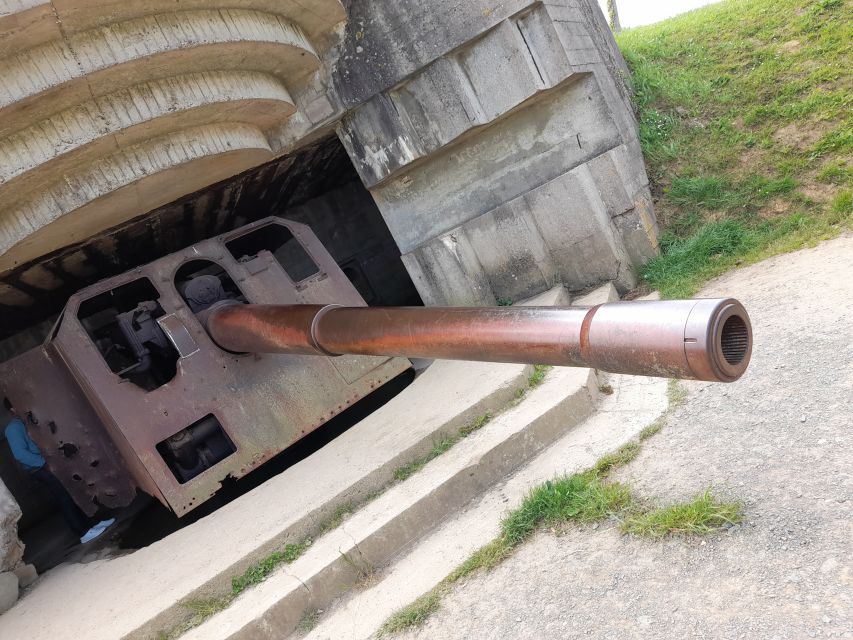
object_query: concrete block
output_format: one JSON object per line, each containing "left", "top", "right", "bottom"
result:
{"left": 572, "top": 282, "right": 619, "bottom": 306}
{"left": 12, "top": 564, "right": 38, "bottom": 589}
{"left": 461, "top": 199, "right": 557, "bottom": 302}
{"left": 456, "top": 21, "right": 542, "bottom": 121}
{"left": 401, "top": 234, "right": 495, "bottom": 306}
{"left": 518, "top": 284, "right": 571, "bottom": 306}
{"left": 0, "top": 572, "right": 18, "bottom": 615}
{"left": 372, "top": 74, "right": 623, "bottom": 254}
{"left": 523, "top": 163, "right": 628, "bottom": 288}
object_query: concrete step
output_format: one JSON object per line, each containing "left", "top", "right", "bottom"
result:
{"left": 298, "top": 372, "right": 668, "bottom": 640}
{"left": 184, "top": 365, "right": 600, "bottom": 640}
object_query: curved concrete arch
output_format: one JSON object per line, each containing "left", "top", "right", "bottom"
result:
{"left": 0, "top": 122, "right": 273, "bottom": 270}
{"left": 0, "top": 9, "right": 319, "bottom": 136}
{"left": 0, "top": 70, "right": 295, "bottom": 195}
{"left": 49, "top": 0, "right": 345, "bottom": 41}
{"left": 0, "top": 0, "right": 59, "bottom": 57}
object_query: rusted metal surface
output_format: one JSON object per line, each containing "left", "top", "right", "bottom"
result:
{"left": 207, "top": 299, "right": 752, "bottom": 382}
{"left": 0, "top": 217, "right": 411, "bottom": 516}
{"left": 0, "top": 346, "right": 138, "bottom": 516}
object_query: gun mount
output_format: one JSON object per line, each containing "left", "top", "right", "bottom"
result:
{"left": 0, "top": 217, "right": 751, "bottom": 517}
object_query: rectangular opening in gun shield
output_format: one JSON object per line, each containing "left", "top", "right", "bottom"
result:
{"left": 226, "top": 224, "right": 320, "bottom": 283}
{"left": 156, "top": 415, "right": 236, "bottom": 485}
{"left": 77, "top": 277, "right": 179, "bottom": 391}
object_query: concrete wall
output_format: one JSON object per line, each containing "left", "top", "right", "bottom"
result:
{"left": 334, "top": 0, "right": 658, "bottom": 304}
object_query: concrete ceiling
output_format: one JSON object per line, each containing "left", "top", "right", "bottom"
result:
{"left": 0, "top": 134, "right": 357, "bottom": 341}
{"left": 0, "top": 0, "right": 345, "bottom": 276}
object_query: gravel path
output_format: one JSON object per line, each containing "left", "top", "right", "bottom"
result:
{"left": 396, "top": 235, "right": 853, "bottom": 640}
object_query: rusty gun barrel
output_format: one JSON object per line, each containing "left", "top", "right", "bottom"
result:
{"left": 205, "top": 298, "right": 752, "bottom": 382}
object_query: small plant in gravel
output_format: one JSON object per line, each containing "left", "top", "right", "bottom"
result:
{"left": 622, "top": 490, "right": 743, "bottom": 537}
{"left": 381, "top": 590, "right": 443, "bottom": 635}
{"left": 667, "top": 380, "right": 688, "bottom": 406}
{"left": 639, "top": 417, "right": 665, "bottom": 441}
{"left": 593, "top": 441, "right": 642, "bottom": 478}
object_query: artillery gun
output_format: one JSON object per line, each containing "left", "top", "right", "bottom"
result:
{"left": 0, "top": 217, "right": 752, "bottom": 516}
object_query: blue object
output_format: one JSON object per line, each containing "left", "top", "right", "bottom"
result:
{"left": 5, "top": 418, "right": 46, "bottom": 470}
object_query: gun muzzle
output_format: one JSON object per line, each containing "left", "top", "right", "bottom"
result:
{"left": 204, "top": 298, "right": 752, "bottom": 382}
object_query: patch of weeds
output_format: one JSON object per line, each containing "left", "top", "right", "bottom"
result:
{"left": 502, "top": 473, "right": 632, "bottom": 546}
{"left": 458, "top": 412, "right": 492, "bottom": 437}
{"left": 639, "top": 417, "right": 665, "bottom": 441}
{"left": 622, "top": 490, "right": 743, "bottom": 537}
{"left": 593, "top": 442, "right": 642, "bottom": 478}
{"left": 528, "top": 364, "right": 551, "bottom": 387}
{"left": 320, "top": 501, "right": 356, "bottom": 535}
{"left": 829, "top": 190, "right": 852, "bottom": 221}
{"left": 380, "top": 590, "right": 443, "bottom": 636}
{"left": 393, "top": 434, "right": 457, "bottom": 481}
{"left": 157, "top": 597, "right": 232, "bottom": 640}
{"left": 817, "top": 159, "right": 851, "bottom": 186}
{"left": 296, "top": 609, "right": 321, "bottom": 635}
{"left": 445, "top": 538, "right": 511, "bottom": 583}
{"left": 231, "top": 540, "right": 311, "bottom": 596}
{"left": 598, "top": 383, "right": 614, "bottom": 395}
{"left": 393, "top": 410, "right": 495, "bottom": 481}
{"left": 496, "top": 297, "right": 514, "bottom": 306}
{"left": 667, "top": 380, "right": 688, "bottom": 407}
{"left": 339, "top": 550, "right": 376, "bottom": 585}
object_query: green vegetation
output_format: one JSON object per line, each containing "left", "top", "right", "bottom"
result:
{"left": 638, "top": 417, "right": 664, "bottom": 441}
{"left": 381, "top": 590, "right": 443, "bottom": 635}
{"left": 622, "top": 490, "right": 743, "bottom": 537}
{"left": 393, "top": 412, "right": 493, "bottom": 481}
{"left": 231, "top": 541, "right": 311, "bottom": 596}
{"left": 593, "top": 441, "right": 641, "bottom": 478}
{"left": 527, "top": 364, "right": 552, "bottom": 388}
{"left": 666, "top": 380, "right": 688, "bottom": 406}
{"left": 617, "top": 0, "right": 852, "bottom": 297}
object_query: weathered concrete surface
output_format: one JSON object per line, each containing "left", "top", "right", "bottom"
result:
{"left": 0, "top": 2, "right": 343, "bottom": 267}
{"left": 392, "top": 235, "right": 853, "bottom": 640}
{"left": 302, "top": 372, "right": 668, "bottom": 640}
{"left": 0, "top": 478, "right": 23, "bottom": 573}
{"left": 0, "top": 358, "right": 530, "bottom": 640}
{"left": 184, "top": 365, "right": 598, "bottom": 640}
{"left": 0, "top": 571, "right": 19, "bottom": 615}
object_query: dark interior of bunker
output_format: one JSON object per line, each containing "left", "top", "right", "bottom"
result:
{"left": 0, "top": 135, "right": 422, "bottom": 572}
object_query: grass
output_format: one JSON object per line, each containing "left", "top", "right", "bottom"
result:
{"left": 231, "top": 541, "right": 311, "bottom": 596}
{"left": 622, "top": 490, "right": 743, "bottom": 537}
{"left": 379, "top": 378, "right": 737, "bottom": 635}
{"left": 593, "top": 441, "right": 641, "bottom": 478}
{"left": 393, "top": 412, "right": 492, "bottom": 481}
{"left": 616, "top": 0, "right": 853, "bottom": 297}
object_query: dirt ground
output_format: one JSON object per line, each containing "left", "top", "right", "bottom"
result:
{"left": 397, "top": 235, "right": 853, "bottom": 640}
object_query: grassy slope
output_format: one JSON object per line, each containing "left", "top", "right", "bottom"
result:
{"left": 616, "top": 0, "right": 852, "bottom": 297}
